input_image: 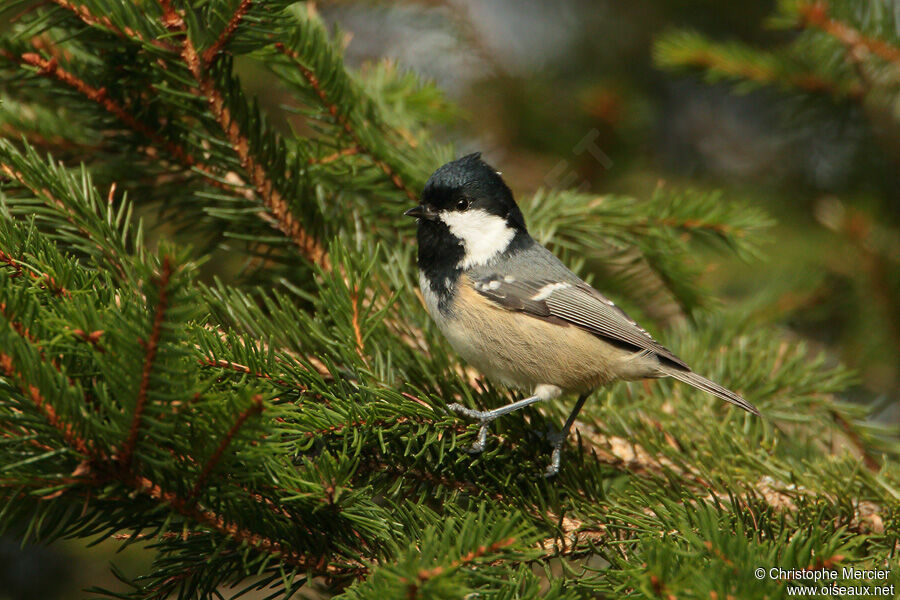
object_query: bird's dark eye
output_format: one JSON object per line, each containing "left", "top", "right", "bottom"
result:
{"left": 456, "top": 198, "right": 469, "bottom": 211}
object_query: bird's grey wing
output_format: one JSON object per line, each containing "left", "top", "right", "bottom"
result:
{"left": 471, "top": 274, "right": 688, "bottom": 369}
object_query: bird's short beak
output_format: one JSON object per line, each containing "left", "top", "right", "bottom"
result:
{"left": 404, "top": 205, "right": 437, "bottom": 220}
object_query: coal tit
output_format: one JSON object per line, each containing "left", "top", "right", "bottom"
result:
{"left": 406, "top": 153, "right": 759, "bottom": 477}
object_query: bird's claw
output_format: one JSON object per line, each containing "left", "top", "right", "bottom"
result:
{"left": 542, "top": 432, "right": 568, "bottom": 478}
{"left": 544, "top": 446, "right": 562, "bottom": 478}
{"left": 447, "top": 402, "right": 485, "bottom": 420}
{"left": 448, "top": 403, "right": 493, "bottom": 454}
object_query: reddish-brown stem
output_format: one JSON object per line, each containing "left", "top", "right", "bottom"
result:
{"left": 273, "top": 42, "right": 418, "bottom": 202}
{"left": 0, "top": 249, "right": 72, "bottom": 297}
{"left": 119, "top": 256, "right": 173, "bottom": 469}
{"left": 0, "top": 303, "right": 39, "bottom": 345}
{"left": 350, "top": 285, "right": 367, "bottom": 364}
{"left": 0, "top": 345, "right": 364, "bottom": 580}
{"left": 0, "top": 352, "right": 93, "bottom": 456}
{"left": 49, "top": 0, "right": 177, "bottom": 52}
{"left": 0, "top": 48, "right": 247, "bottom": 201}
{"left": 670, "top": 47, "right": 864, "bottom": 100}
{"left": 121, "top": 471, "right": 362, "bottom": 574}
{"left": 799, "top": 2, "right": 900, "bottom": 68}
{"left": 831, "top": 410, "right": 880, "bottom": 471}
{"left": 198, "top": 356, "right": 312, "bottom": 390}
{"left": 0, "top": 161, "right": 129, "bottom": 281}
{"left": 189, "top": 394, "right": 264, "bottom": 501}
{"left": 202, "top": 0, "right": 254, "bottom": 65}
{"left": 175, "top": 33, "right": 329, "bottom": 268}
{"left": 304, "top": 415, "right": 436, "bottom": 439}
{"left": 402, "top": 536, "right": 516, "bottom": 597}
{"left": 309, "top": 145, "right": 363, "bottom": 165}
{"left": 71, "top": 329, "right": 106, "bottom": 353}
{"left": 12, "top": 52, "right": 200, "bottom": 169}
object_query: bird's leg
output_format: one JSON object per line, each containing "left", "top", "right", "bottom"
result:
{"left": 545, "top": 392, "right": 590, "bottom": 478}
{"left": 448, "top": 384, "right": 562, "bottom": 454}
{"left": 448, "top": 395, "right": 544, "bottom": 453}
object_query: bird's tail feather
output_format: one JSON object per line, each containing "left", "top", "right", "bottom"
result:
{"left": 659, "top": 366, "right": 760, "bottom": 416}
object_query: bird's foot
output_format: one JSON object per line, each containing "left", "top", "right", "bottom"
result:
{"left": 448, "top": 403, "right": 493, "bottom": 454}
{"left": 543, "top": 432, "right": 567, "bottom": 478}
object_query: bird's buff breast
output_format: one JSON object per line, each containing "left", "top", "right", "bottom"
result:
{"left": 421, "top": 273, "right": 656, "bottom": 392}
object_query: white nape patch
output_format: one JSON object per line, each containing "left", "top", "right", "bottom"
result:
{"left": 439, "top": 209, "right": 515, "bottom": 269}
{"left": 530, "top": 282, "right": 570, "bottom": 301}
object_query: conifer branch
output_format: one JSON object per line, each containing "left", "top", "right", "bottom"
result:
{"left": 71, "top": 329, "right": 105, "bottom": 353}
{"left": 0, "top": 303, "right": 39, "bottom": 346}
{"left": 203, "top": 0, "right": 254, "bottom": 65}
{"left": 121, "top": 471, "right": 364, "bottom": 576}
{"left": 798, "top": 1, "right": 900, "bottom": 68}
{"left": 198, "top": 356, "right": 307, "bottom": 390}
{"left": 831, "top": 410, "right": 880, "bottom": 471}
{"left": 5, "top": 51, "right": 200, "bottom": 169}
{"left": 175, "top": 32, "right": 330, "bottom": 268}
{"left": 0, "top": 249, "right": 71, "bottom": 297}
{"left": 304, "top": 414, "right": 437, "bottom": 439}
{"left": 0, "top": 159, "right": 130, "bottom": 281}
{"left": 49, "top": 0, "right": 176, "bottom": 52}
{"left": 1, "top": 47, "right": 257, "bottom": 205}
{"left": 653, "top": 40, "right": 863, "bottom": 100}
{"left": 0, "top": 352, "right": 93, "bottom": 456}
{"left": 273, "top": 42, "right": 418, "bottom": 202}
{"left": 188, "top": 394, "right": 264, "bottom": 502}
{"left": 309, "top": 145, "right": 363, "bottom": 165}
{"left": 403, "top": 536, "right": 517, "bottom": 594}
{"left": 350, "top": 284, "right": 367, "bottom": 364}
{"left": 119, "top": 256, "right": 173, "bottom": 470}
{"left": 1, "top": 331, "right": 361, "bottom": 578}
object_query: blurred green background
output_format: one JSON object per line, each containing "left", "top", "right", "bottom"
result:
{"left": 3, "top": 0, "right": 898, "bottom": 597}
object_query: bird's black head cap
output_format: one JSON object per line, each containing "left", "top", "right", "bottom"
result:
{"left": 421, "top": 152, "right": 526, "bottom": 230}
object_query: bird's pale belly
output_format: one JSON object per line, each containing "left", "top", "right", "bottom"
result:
{"left": 425, "top": 276, "right": 659, "bottom": 393}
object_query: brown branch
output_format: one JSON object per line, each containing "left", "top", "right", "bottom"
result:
{"left": 273, "top": 42, "right": 418, "bottom": 202}
{"left": 304, "top": 414, "right": 441, "bottom": 439}
{"left": 198, "top": 356, "right": 305, "bottom": 389}
{"left": 0, "top": 250, "right": 23, "bottom": 277}
{"left": 799, "top": 2, "right": 900, "bottom": 68}
{"left": 402, "top": 536, "right": 517, "bottom": 596}
{"left": 11, "top": 52, "right": 200, "bottom": 169}
{"left": 8, "top": 0, "right": 52, "bottom": 24}
{"left": 2, "top": 47, "right": 267, "bottom": 204}
{"left": 49, "top": 0, "right": 176, "bottom": 52}
{"left": 6, "top": 18, "right": 329, "bottom": 268}
{"left": 360, "top": 453, "right": 507, "bottom": 503}
{"left": 0, "top": 249, "right": 72, "bottom": 297}
{"left": 0, "top": 352, "right": 93, "bottom": 456}
{"left": 656, "top": 217, "right": 737, "bottom": 236}
{"left": 189, "top": 394, "right": 264, "bottom": 501}
{"left": 0, "top": 333, "right": 365, "bottom": 579}
{"left": 350, "top": 285, "right": 367, "bottom": 364}
{"left": 174, "top": 33, "right": 329, "bottom": 268}
{"left": 121, "top": 471, "right": 364, "bottom": 575}
{"left": 673, "top": 47, "right": 864, "bottom": 100}
{"left": 831, "top": 410, "right": 880, "bottom": 471}
{"left": 0, "top": 161, "right": 129, "bottom": 281}
{"left": 0, "top": 303, "right": 39, "bottom": 345}
{"left": 119, "top": 256, "right": 173, "bottom": 469}
{"left": 308, "top": 145, "right": 363, "bottom": 165}
{"left": 202, "top": 0, "right": 253, "bottom": 65}
{"left": 71, "top": 329, "right": 105, "bottom": 353}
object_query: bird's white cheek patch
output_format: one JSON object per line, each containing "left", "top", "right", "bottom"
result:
{"left": 439, "top": 209, "right": 515, "bottom": 268}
